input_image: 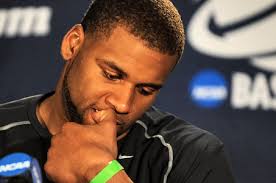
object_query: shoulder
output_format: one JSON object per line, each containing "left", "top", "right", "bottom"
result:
{"left": 0, "top": 95, "right": 46, "bottom": 154}
{"left": 139, "top": 106, "right": 223, "bottom": 153}
{"left": 0, "top": 95, "right": 44, "bottom": 134}
{"left": 0, "top": 95, "right": 42, "bottom": 125}
{"left": 138, "top": 107, "right": 234, "bottom": 182}
{"left": 0, "top": 94, "right": 42, "bottom": 109}
{"left": 139, "top": 106, "right": 225, "bottom": 167}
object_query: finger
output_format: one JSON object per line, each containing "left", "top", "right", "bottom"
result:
{"left": 82, "top": 108, "right": 116, "bottom": 126}
{"left": 92, "top": 108, "right": 116, "bottom": 126}
{"left": 82, "top": 108, "right": 97, "bottom": 125}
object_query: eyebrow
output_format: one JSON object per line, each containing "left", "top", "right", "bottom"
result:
{"left": 96, "top": 58, "right": 163, "bottom": 90}
{"left": 137, "top": 83, "right": 163, "bottom": 90}
{"left": 96, "top": 59, "right": 128, "bottom": 78}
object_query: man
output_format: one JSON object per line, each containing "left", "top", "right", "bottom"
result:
{"left": 0, "top": 0, "right": 235, "bottom": 182}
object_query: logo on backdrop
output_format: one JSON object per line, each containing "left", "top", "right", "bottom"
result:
{"left": 187, "top": 0, "right": 276, "bottom": 111}
{"left": 188, "top": 0, "right": 276, "bottom": 72}
{"left": 189, "top": 69, "right": 276, "bottom": 110}
{"left": 0, "top": 152, "right": 42, "bottom": 183}
{"left": 189, "top": 69, "right": 228, "bottom": 108}
{"left": 0, "top": 6, "right": 52, "bottom": 38}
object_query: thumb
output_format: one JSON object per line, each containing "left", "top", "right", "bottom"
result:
{"left": 93, "top": 108, "right": 116, "bottom": 126}
{"left": 82, "top": 108, "right": 97, "bottom": 125}
{"left": 82, "top": 108, "right": 116, "bottom": 126}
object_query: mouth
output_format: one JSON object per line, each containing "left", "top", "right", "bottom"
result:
{"left": 91, "top": 107, "right": 124, "bottom": 126}
{"left": 92, "top": 107, "right": 99, "bottom": 112}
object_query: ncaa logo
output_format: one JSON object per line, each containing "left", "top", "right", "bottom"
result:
{"left": 0, "top": 153, "right": 42, "bottom": 183}
{"left": 187, "top": 0, "right": 276, "bottom": 72}
{"left": 0, "top": 153, "right": 31, "bottom": 177}
{"left": 189, "top": 69, "right": 228, "bottom": 108}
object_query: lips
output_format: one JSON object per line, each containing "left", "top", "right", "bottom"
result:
{"left": 92, "top": 107, "right": 99, "bottom": 112}
{"left": 91, "top": 107, "right": 124, "bottom": 126}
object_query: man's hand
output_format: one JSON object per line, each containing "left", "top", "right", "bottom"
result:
{"left": 44, "top": 108, "right": 120, "bottom": 183}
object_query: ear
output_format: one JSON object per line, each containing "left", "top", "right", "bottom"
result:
{"left": 60, "top": 24, "right": 85, "bottom": 61}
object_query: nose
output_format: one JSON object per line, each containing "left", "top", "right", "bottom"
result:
{"left": 106, "top": 84, "right": 135, "bottom": 114}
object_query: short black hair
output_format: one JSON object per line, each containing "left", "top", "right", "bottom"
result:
{"left": 81, "top": 0, "right": 185, "bottom": 61}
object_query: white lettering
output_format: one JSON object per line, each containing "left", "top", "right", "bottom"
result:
{"left": 0, "top": 10, "right": 8, "bottom": 36}
{"left": 0, "top": 161, "right": 30, "bottom": 173}
{"left": 231, "top": 72, "right": 276, "bottom": 110}
{"left": 249, "top": 73, "right": 271, "bottom": 110}
{"left": 0, "top": 6, "right": 52, "bottom": 38}
{"left": 270, "top": 74, "right": 276, "bottom": 109}
{"left": 192, "top": 86, "right": 227, "bottom": 100}
{"left": 231, "top": 72, "right": 251, "bottom": 108}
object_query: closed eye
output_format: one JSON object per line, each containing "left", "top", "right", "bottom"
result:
{"left": 138, "top": 87, "right": 157, "bottom": 96}
{"left": 103, "top": 70, "right": 122, "bottom": 81}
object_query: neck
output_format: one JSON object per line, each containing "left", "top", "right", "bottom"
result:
{"left": 36, "top": 93, "right": 68, "bottom": 135}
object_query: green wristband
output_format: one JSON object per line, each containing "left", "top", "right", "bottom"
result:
{"left": 90, "top": 160, "right": 124, "bottom": 183}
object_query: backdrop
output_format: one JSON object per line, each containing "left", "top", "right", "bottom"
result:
{"left": 1, "top": 1, "right": 275, "bottom": 182}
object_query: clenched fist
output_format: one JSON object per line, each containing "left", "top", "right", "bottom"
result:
{"left": 44, "top": 108, "right": 118, "bottom": 183}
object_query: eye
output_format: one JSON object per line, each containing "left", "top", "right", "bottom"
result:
{"left": 138, "top": 87, "right": 155, "bottom": 96}
{"left": 103, "top": 71, "right": 121, "bottom": 81}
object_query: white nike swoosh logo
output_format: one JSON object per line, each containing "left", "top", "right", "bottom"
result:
{"left": 187, "top": 0, "right": 276, "bottom": 61}
{"left": 118, "top": 155, "right": 134, "bottom": 160}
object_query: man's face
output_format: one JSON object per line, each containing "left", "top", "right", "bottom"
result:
{"left": 61, "top": 26, "right": 177, "bottom": 136}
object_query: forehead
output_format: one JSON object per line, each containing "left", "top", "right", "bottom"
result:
{"left": 82, "top": 26, "right": 177, "bottom": 82}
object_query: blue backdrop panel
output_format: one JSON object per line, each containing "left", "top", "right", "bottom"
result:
{"left": 1, "top": 1, "right": 276, "bottom": 183}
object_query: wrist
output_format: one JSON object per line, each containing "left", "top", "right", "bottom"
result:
{"left": 84, "top": 157, "right": 114, "bottom": 182}
{"left": 87, "top": 160, "right": 124, "bottom": 183}
{"left": 105, "top": 170, "right": 133, "bottom": 183}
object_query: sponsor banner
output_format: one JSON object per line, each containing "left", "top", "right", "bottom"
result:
{"left": 184, "top": 0, "right": 276, "bottom": 112}
{"left": 0, "top": 6, "right": 52, "bottom": 38}
{"left": 0, "top": 0, "right": 89, "bottom": 103}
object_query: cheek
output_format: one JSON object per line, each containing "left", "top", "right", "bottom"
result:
{"left": 66, "top": 60, "right": 106, "bottom": 110}
{"left": 131, "top": 95, "right": 157, "bottom": 117}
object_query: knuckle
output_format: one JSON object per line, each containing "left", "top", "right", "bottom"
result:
{"left": 62, "top": 122, "right": 71, "bottom": 130}
{"left": 44, "top": 161, "right": 53, "bottom": 175}
{"left": 50, "top": 135, "right": 58, "bottom": 146}
{"left": 62, "top": 173, "right": 77, "bottom": 183}
{"left": 45, "top": 162, "right": 76, "bottom": 183}
{"left": 47, "top": 149, "right": 55, "bottom": 161}
{"left": 61, "top": 122, "right": 75, "bottom": 133}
